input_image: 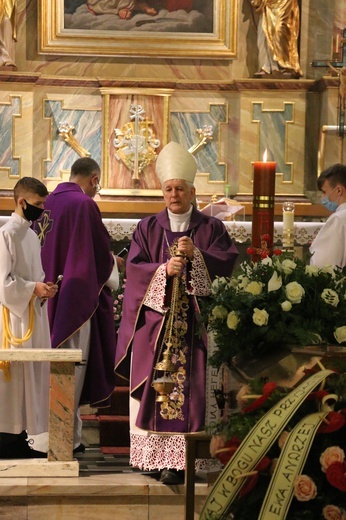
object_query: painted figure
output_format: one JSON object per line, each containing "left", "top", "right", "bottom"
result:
{"left": 87, "top": 0, "right": 158, "bottom": 19}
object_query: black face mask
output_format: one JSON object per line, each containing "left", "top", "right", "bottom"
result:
{"left": 22, "top": 200, "right": 44, "bottom": 222}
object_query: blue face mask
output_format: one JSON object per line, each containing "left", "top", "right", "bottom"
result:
{"left": 321, "top": 196, "right": 338, "bottom": 213}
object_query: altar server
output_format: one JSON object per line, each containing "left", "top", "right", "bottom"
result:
{"left": 310, "top": 163, "right": 346, "bottom": 268}
{"left": 0, "top": 177, "right": 58, "bottom": 458}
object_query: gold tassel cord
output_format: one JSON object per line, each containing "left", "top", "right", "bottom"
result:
{"left": 1, "top": 296, "right": 35, "bottom": 381}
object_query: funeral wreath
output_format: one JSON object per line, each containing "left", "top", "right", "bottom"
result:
{"left": 200, "top": 254, "right": 346, "bottom": 369}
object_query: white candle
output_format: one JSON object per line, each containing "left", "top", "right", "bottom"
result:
{"left": 283, "top": 211, "right": 294, "bottom": 230}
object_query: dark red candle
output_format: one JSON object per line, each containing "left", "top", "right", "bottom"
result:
{"left": 251, "top": 160, "right": 276, "bottom": 262}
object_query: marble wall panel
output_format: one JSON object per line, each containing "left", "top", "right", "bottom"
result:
{"left": 169, "top": 91, "right": 240, "bottom": 197}
{"left": 0, "top": 89, "right": 34, "bottom": 190}
{"left": 42, "top": 97, "right": 102, "bottom": 189}
{"left": 239, "top": 91, "right": 306, "bottom": 197}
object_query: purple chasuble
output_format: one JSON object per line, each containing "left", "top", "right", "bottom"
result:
{"left": 34, "top": 183, "right": 117, "bottom": 407}
{"left": 115, "top": 207, "right": 238, "bottom": 434}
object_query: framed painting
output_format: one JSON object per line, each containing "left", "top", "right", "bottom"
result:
{"left": 39, "top": 0, "right": 238, "bottom": 58}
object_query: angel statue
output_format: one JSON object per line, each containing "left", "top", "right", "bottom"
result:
{"left": 251, "top": 0, "right": 302, "bottom": 79}
{"left": 0, "top": 0, "right": 16, "bottom": 70}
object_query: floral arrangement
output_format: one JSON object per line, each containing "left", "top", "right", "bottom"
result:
{"left": 200, "top": 254, "right": 346, "bottom": 369}
{"left": 112, "top": 271, "right": 126, "bottom": 332}
{"left": 207, "top": 371, "right": 346, "bottom": 520}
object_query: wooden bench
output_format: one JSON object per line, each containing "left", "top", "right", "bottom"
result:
{"left": 0, "top": 348, "right": 82, "bottom": 477}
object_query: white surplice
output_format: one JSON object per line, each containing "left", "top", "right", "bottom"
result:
{"left": 0, "top": 213, "right": 50, "bottom": 435}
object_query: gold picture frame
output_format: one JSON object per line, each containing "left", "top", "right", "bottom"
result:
{"left": 39, "top": 0, "right": 237, "bottom": 59}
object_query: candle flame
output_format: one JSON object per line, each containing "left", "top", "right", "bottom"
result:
{"left": 262, "top": 149, "right": 268, "bottom": 162}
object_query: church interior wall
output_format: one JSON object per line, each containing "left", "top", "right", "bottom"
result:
{"left": 0, "top": 0, "right": 344, "bottom": 220}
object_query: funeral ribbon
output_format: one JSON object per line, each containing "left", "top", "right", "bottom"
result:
{"left": 258, "top": 411, "right": 328, "bottom": 520}
{"left": 199, "top": 369, "right": 334, "bottom": 520}
{"left": 1, "top": 295, "right": 35, "bottom": 381}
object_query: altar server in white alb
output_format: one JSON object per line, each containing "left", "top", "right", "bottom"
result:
{"left": 0, "top": 177, "right": 58, "bottom": 459}
{"left": 310, "top": 163, "right": 346, "bottom": 268}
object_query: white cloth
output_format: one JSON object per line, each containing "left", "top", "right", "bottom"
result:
{"left": 167, "top": 205, "right": 193, "bottom": 232}
{"left": 0, "top": 213, "right": 51, "bottom": 435}
{"left": 257, "top": 14, "right": 279, "bottom": 74}
{"left": 105, "top": 254, "right": 120, "bottom": 290}
{"left": 309, "top": 203, "right": 346, "bottom": 268}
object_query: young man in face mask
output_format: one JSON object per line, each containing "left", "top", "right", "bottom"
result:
{"left": 0, "top": 177, "right": 58, "bottom": 458}
{"left": 310, "top": 163, "right": 346, "bottom": 267}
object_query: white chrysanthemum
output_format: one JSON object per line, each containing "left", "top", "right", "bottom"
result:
{"left": 305, "top": 264, "right": 319, "bottom": 277}
{"left": 321, "top": 288, "right": 339, "bottom": 307}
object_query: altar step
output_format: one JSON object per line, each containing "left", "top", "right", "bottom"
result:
{"left": 0, "top": 462, "right": 209, "bottom": 520}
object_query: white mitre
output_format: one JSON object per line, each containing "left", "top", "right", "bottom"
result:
{"left": 155, "top": 141, "right": 197, "bottom": 185}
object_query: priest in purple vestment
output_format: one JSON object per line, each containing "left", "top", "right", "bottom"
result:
{"left": 34, "top": 157, "right": 123, "bottom": 452}
{"left": 114, "top": 141, "right": 238, "bottom": 484}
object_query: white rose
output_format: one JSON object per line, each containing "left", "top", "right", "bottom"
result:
{"left": 227, "top": 311, "right": 240, "bottom": 330}
{"left": 244, "top": 281, "right": 263, "bottom": 295}
{"left": 305, "top": 264, "right": 319, "bottom": 277}
{"left": 253, "top": 308, "right": 269, "bottom": 326}
{"left": 211, "top": 305, "right": 228, "bottom": 320}
{"left": 281, "top": 300, "right": 292, "bottom": 311}
{"left": 268, "top": 271, "right": 282, "bottom": 292}
{"left": 281, "top": 259, "right": 297, "bottom": 274}
{"left": 285, "top": 281, "right": 305, "bottom": 303}
{"left": 334, "top": 326, "right": 346, "bottom": 344}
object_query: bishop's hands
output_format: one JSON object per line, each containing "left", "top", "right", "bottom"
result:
{"left": 166, "top": 236, "right": 195, "bottom": 277}
{"left": 177, "top": 236, "right": 195, "bottom": 261}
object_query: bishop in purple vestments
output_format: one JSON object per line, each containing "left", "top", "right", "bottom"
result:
{"left": 114, "top": 142, "right": 238, "bottom": 484}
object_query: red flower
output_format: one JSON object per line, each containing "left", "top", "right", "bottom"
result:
{"left": 326, "top": 461, "right": 346, "bottom": 492}
{"left": 318, "top": 412, "right": 346, "bottom": 434}
{"left": 273, "top": 249, "right": 282, "bottom": 255}
{"left": 307, "top": 390, "right": 329, "bottom": 401}
{"left": 242, "top": 383, "right": 277, "bottom": 413}
{"left": 247, "top": 247, "right": 254, "bottom": 255}
{"left": 215, "top": 437, "right": 241, "bottom": 466}
{"left": 239, "top": 456, "right": 271, "bottom": 497}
